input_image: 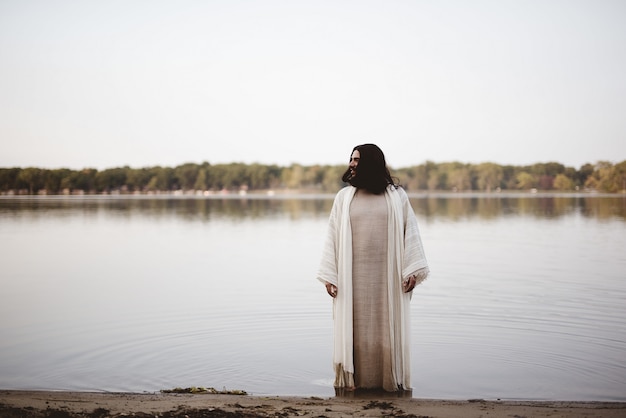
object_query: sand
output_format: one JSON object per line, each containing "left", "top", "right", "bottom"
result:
{"left": 1, "top": 390, "right": 625, "bottom": 418}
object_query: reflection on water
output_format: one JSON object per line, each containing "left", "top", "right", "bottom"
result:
{"left": 0, "top": 193, "right": 625, "bottom": 401}
{"left": 1, "top": 193, "right": 625, "bottom": 222}
{"left": 0, "top": 195, "right": 334, "bottom": 221}
{"left": 411, "top": 194, "right": 626, "bottom": 221}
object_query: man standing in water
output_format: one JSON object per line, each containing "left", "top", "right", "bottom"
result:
{"left": 317, "top": 143, "right": 429, "bottom": 394}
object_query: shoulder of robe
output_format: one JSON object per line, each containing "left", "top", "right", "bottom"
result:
{"left": 334, "top": 186, "right": 355, "bottom": 202}
{"left": 388, "top": 185, "right": 409, "bottom": 202}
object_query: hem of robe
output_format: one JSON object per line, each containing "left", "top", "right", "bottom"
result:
{"left": 335, "top": 387, "right": 413, "bottom": 398}
{"left": 333, "top": 363, "right": 355, "bottom": 389}
{"left": 334, "top": 364, "right": 412, "bottom": 393}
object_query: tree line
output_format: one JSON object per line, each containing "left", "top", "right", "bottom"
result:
{"left": 1, "top": 160, "right": 625, "bottom": 195}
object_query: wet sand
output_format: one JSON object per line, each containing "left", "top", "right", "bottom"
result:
{"left": 1, "top": 390, "right": 625, "bottom": 417}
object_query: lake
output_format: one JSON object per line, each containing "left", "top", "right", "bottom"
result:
{"left": 0, "top": 193, "right": 625, "bottom": 401}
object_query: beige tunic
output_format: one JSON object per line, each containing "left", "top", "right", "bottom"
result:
{"left": 350, "top": 190, "right": 395, "bottom": 389}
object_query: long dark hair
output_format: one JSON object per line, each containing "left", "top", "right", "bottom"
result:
{"left": 341, "top": 143, "right": 396, "bottom": 194}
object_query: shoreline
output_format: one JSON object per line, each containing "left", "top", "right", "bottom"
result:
{"left": 1, "top": 390, "right": 625, "bottom": 418}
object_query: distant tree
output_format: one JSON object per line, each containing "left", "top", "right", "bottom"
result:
{"left": 221, "top": 163, "right": 248, "bottom": 189}
{"left": 529, "top": 162, "right": 564, "bottom": 177}
{"left": 409, "top": 164, "right": 429, "bottom": 190}
{"left": 0, "top": 168, "right": 20, "bottom": 192}
{"left": 427, "top": 168, "right": 444, "bottom": 191}
{"left": 584, "top": 175, "right": 598, "bottom": 190}
{"left": 95, "top": 168, "right": 127, "bottom": 192}
{"left": 267, "top": 165, "right": 283, "bottom": 190}
{"left": 247, "top": 163, "right": 280, "bottom": 190}
{"left": 584, "top": 161, "right": 609, "bottom": 191}
{"left": 205, "top": 165, "right": 221, "bottom": 189}
{"left": 589, "top": 160, "right": 626, "bottom": 192}
{"left": 615, "top": 161, "right": 626, "bottom": 192}
{"left": 447, "top": 165, "right": 471, "bottom": 191}
{"left": 537, "top": 175, "right": 554, "bottom": 190}
{"left": 17, "top": 168, "right": 44, "bottom": 193}
{"left": 553, "top": 174, "right": 574, "bottom": 191}
{"left": 146, "top": 166, "right": 174, "bottom": 191}
{"left": 476, "top": 163, "right": 503, "bottom": 191}
{"left": 126, "top": 167, "right": 153, "bottom": 192}
{"left": 498, "top": 165, "right": 517, "bottom": 189}
{"left": 282, "top": 164, "right": 304, "bottom": 189}
{"left": 174, "top": 163, "right": 200, "bottom": 190}
{"left": 577, "top": 163, "right": 595, "bottom": 187}
{"left": 321, "top": 165, "right": 346, "bottom": 191}
{"left": 43, "top": 168, "right": 71, "bottom": 194}
{"left": 194, "top": 168, "right": 207, "bottom": 191}
{"left": 60, "top": 169, "right": 97, "bottom": 192}
{"left": 515, "top": 172, "right": 535, "bottom": 190}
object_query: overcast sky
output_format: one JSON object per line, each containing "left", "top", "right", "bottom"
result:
{"left": 1, "top": 0, "right": 625, "bottom": 170}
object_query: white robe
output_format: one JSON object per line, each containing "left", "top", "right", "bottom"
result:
{"left": 317, "top": 185, "right": 429, "bottom": 390}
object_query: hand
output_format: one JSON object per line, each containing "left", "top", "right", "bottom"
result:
{"left": 325, "top": 282, "right": 337, "bottom": 298}
{"left": 403, "top": 275, "right": 417, "bottom": 293}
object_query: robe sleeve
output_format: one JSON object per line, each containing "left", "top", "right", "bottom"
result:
{"left": 398, "top": 187, "right": 429, "bottom": 285}
{"left": 316, "top": 189, "right": 343, "bottom": 286}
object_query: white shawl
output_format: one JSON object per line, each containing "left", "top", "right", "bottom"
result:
{"left": 317, "top": 185, "right": 429, "bottom": 390}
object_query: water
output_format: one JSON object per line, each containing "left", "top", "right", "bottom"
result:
{"left": 0, "top": 193, "right": 625, "bottom": 401}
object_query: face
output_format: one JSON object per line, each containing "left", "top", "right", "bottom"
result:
{"left": 349, "top": 150, "right": 360, "bottom": 178}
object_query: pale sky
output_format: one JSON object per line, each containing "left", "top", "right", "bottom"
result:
{"left": 1, "top": 0, "right": 625, "bottom": 170}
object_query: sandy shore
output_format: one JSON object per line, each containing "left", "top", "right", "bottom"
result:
{"left": 1, "top": 391, "right": 625, "bottom": 418}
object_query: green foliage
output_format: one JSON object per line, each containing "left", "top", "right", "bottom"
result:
{"left": 475, "top": 163, "right": 503, "bottom": 192}
{"left": 95, "top": 167, "right": 127, "bottom": 192}
{"left": 516, "top": 172, "right": 536, "bottom": 190}
{"left": 553, "top": 174, "right": 574, "bottom": 191}
{"left": 585, "top": 161, "right": 626, "bottom": 193}
{"left": 174, "top": 163, "right": 200, "bottom": 190}
{"left": 1, "top": 159, "right": 625, "bottom": 195}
